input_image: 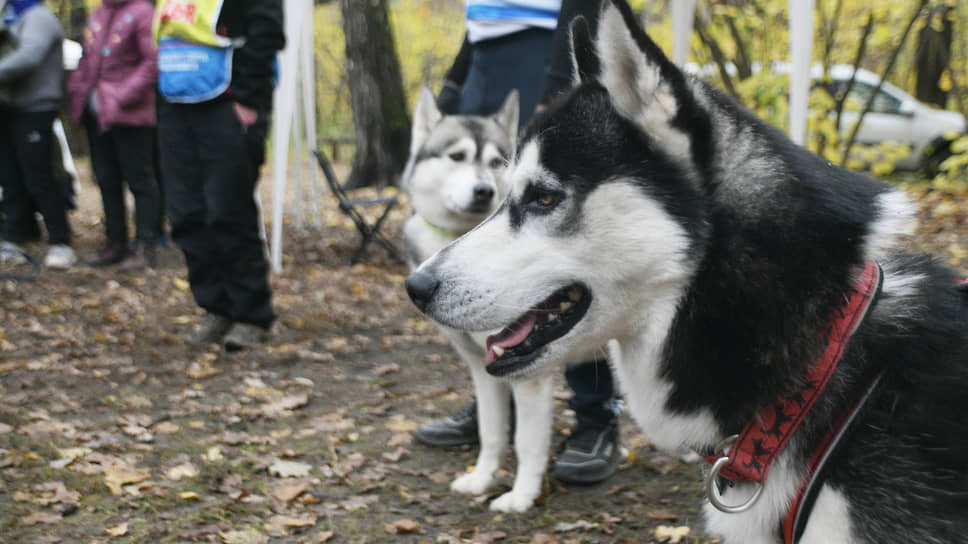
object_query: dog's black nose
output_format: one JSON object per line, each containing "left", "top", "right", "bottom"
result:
{"left": 405, "top": 270, "right": 440, "bottom": 313}
{"left": 473, "top": 184, "right": 495, "bottom": 203}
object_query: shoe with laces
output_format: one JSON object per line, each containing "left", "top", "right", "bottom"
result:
{"left": 185, "top": 313, "right": 233, "bottom": 346}
{"left": 223, "top": 322, "right": 270, "bottom": 351}
{"left": 551, "top": 418, "right": 622, "bottom": 485}
{"left": 0, "top": 241, "right": 28, "bottom": 265}
{"left": 413, "top": 400, "right": 480, "bottom": 447}
{"left": 86, "top": 240, "right": 127, "bottom": 267}
{"left": 44, "top": 244, "right": 77, "bottom": 269}
{"left": 118, "top": 242, "right": 156, "bottom": 271}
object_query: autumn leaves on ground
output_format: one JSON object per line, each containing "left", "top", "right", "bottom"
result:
{"left": 2, "top": 168, "right": 966, "bottom": 544}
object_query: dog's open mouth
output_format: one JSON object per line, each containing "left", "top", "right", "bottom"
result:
{"left": 485, "top": 284, "right": 591, "bottom": 376}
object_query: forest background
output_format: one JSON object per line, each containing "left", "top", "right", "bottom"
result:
{"left": 45, "top": 0, "right": 968, "bottom": 185}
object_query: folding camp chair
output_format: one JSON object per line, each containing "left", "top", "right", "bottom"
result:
{"left": 312, "top": 148, "right": 404, "bottom": 265}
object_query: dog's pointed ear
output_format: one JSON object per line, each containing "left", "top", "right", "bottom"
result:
{"left": 411, "top": 86, "right": 443, "bottom": 153}
{"left": 570, "top": 16, "right": 599, "bottom": 85}
{"left": 595, "top": 0, "right": 701, "bottom": 161}
{"left": 494, "top": 89, "right": 519, "bottom": 142}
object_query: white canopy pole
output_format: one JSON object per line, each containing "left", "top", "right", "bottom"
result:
{"left": 670, "top": 0, "right": 697, "bottom": 67}
{"left": 269, "top": 0, "right": 301, "bottom": 272}
{"left": 788, "top": 0, "right": 815, "bottom": 146}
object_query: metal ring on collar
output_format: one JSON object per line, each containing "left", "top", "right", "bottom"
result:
{"left": 704, "top": 435, "right": 765, "bottom": 514}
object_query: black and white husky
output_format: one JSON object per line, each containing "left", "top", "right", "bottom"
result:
{"left": 402, "top": 88, "right": 557, "bottom": 512}
{"left": 405, "top": 1, "right": 968, "bottom": 542}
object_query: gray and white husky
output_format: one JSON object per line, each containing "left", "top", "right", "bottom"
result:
{"left": 405, "top": 1, "right": 968, "bottom": 542}
{"left": 402, "top": 88, "right": 556, "bottom": 512}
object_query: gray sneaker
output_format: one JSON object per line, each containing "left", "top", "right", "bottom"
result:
{"left": 223, "top": 322, "right": 270, "bottom": 351}
{"left": 413, "top": 401, "right": 480, "bottom": 447}
{"left": 551, "top": 419, "right": 622, "bottom": 485}
{"left": 185, "top": 313, "right": 233, "bottom": 346}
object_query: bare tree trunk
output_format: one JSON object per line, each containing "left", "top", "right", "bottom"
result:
{"left": 914, "top": 3, "right": 953, "bottom": 107}
{"left": 339, "top": 0, "right": 410, "bottom": 189}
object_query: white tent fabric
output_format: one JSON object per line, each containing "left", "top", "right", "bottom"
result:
{"left": 269, "top": 0, "right": 318, "bottom": 273}
{"left": 669, "top": 2, "right": 814, "bottom": 144}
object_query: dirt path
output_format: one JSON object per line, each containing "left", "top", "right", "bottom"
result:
{"left": 0, "top": 166, "right": 963, "bottom": 544}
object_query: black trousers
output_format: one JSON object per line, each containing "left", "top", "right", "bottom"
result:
{"left": 84, "top": 113, "right": 161, "bottom": 244}
{"left": 157, "top": 98, "right": 274, "bottom": 327}
{"left": 0, "top": 109, "right": 71, "bottom": 245}
{"left": 565, "top": 358, "right": 617, "bottom": 424}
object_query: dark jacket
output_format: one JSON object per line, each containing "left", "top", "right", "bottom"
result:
{"left": 216, "top": 0, "right": 285, "bottom": 110}
{"left": 0, "top": 3, "right": 63, "bottom": 112}
{"left": 68, "top": 0, "right": 158, "bottom": 129}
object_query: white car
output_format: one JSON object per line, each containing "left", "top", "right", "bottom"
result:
{"left": 687, "top": 62, "right": 966, "bottom": 171}
{"left": 824, "top": 64, "right": 966, "bottom": 171}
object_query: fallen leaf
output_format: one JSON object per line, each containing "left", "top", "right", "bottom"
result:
{"left": 654, "top": 525, "right": 691, "bottom": 543}
{"left": 530, "top": 534, "right": 560, "bottom": 544}
{"left": 49, "top": 447, "right": 91, "bottom": 469}
{"left": 166, "top": 462, "right": 198, "bottom": 480}
{"left": 203, "top": 446, "right": 224, "bottom": 462}
{"left": 266, "top": 513, "right": 316, "bottom": 535}
{"left": 386, "top": 432, "right": 412, "bottom": 448}
{"left": 179, "top": 491, "right": 200, "bottom": 500}
{"left": 381, "top": 447, "right": 409, "bottom": 462}
{"left": 384, "top": 518, "right": 421, "bottom": 534}
{"left": 372, "top": 362, "right": 400, "bottom": 376}
{"left": 21, "top": 511, "right": 62, "bottom": 525}
{"left": 105, "top": 522, "right": 128, "bottom": 536}
{"left": 153, "top": 421, "right": 180, "bottom": 434}
{"left": 385, "top": 414, "right": 418, "bottom": 433}
{"left": 554, "top": 520, "right": 599, "bottom": 532}
{"left": 269, "top": 478, "right": 310, "bottom": 503}
{"left": 104, "top": 466, "right": 150, "bottom": 495}
{"left": 219, "top": 528, "right": 268, "bottom": 544}
{"left": 473, "top": 530, "right": 508, "bottom": 542}
{"left": 268, "top": 459, "right": 312, "bottom": 478}
{"left": 647, "top": 509, "right": 681, "bottom": 521}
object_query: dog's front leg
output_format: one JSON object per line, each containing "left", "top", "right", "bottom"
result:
{"left": 451, "top": 361, "right": 510, "bottom": 496}
{"left": 490, "top": 374, "right": 554, "bottom": 513}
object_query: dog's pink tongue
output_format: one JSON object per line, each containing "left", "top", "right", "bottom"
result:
{"left": 485, "top": 313, "right": 537, "bottom": 365}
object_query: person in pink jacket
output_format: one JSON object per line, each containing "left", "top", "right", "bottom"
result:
{"left": 68, "top": 0, "right": 161, "bottom": 269}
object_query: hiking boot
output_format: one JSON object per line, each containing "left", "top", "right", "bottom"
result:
{"left": 0, "top": 241, "right": 28, "bottom": 265}
{"left": 551, "top": 418, "right": 622, "bottom": 485}
{"left": 414, "top": 400, "right": 480, "bottom": 447}
{"left": 118, "top": 242, "right": 156, "bottom": 271}
{"left": 45, "top": 244, "right": 77, "bottom": 269}
{"left": 223, "top": 322, "right": 270, "bottom": 351}
{"left": 86, "top": 240, "right": 127, "bottom": 267}
{"left": 185, "top": 313, "right": 233, "bottom": 346}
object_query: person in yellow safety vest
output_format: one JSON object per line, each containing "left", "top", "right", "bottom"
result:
{"left": 154, "top": 0, "right": 284, "bottom": 351}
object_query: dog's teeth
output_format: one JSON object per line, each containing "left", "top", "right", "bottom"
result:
{"left": 547, "top": 313, "right": 558, "bottom": 322}
{"left": 492, "top": 345, "right": 505, "bottom": 357}
{"left": 568, "top": 288, "right": 582, "bottom": 302}
{"left": 560, "top": 301, "right": 572, "bottom": 312}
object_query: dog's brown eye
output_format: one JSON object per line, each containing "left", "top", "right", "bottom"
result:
{"left": 449, "top": 151, "right": 466, "bottom": 162}
{"left": 489, "top": 158, "right": 503, "bottom": 169}
{"left": 537, "top": 193, "right": 555, "bottom": 207}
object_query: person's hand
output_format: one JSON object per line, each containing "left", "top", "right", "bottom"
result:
{"left": 233, "top": 102, "right": 258, "bottom": 126}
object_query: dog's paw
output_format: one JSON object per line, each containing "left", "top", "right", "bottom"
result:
{"left": 451, "top": 471, "right": 493, "bottom": 495}
{"left": 489, "top": 489, "right": 537, "bottom": 513}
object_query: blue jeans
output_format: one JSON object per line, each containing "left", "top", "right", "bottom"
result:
{"left": 459, "top": 27, "right": 554, "bottom": 129}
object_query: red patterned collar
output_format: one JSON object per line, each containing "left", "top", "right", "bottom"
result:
{"left": 702, "top": 260, "right": 883, "bottom": 541}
